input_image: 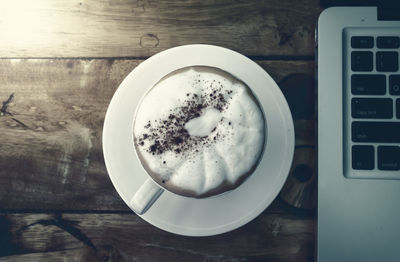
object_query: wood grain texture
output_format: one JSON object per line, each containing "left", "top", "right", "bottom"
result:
{"left": 0, "top": 0, "right": 321, "bottom": 58}
{"left": 0, "top": 59, "right": 314, "bottom": 211}
{"left": 0, "top": 1, "right": 320, "bottom": 260}
{"left": 0, "top": 213, "right": 315, "bottom": 261}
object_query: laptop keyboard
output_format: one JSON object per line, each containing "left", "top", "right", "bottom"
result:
{"left": 343, "top": 28, "right": 400, "bottom": 179}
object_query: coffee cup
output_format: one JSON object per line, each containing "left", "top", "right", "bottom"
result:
{"left": 130, "top": 65, "right": 265, "bottom": 214}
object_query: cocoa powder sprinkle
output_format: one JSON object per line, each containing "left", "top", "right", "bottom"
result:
{"left": 136, "top": 83, "right": 233, "bottom": 156}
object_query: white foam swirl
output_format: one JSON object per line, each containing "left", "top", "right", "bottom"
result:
{"left": 133, "top": 66, "right": 265, "bottom": 197}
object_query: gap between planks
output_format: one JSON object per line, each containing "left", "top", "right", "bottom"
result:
{"left": 0, "top": 55, "right": 315, "bottom": 61}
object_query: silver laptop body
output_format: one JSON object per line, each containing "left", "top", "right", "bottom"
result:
{"left": 318, "top": 7, "right": 400, "bottom": 262}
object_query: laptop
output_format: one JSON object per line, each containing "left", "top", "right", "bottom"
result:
{"left": 318, "top": 0, "right": 400, "bottom": 261}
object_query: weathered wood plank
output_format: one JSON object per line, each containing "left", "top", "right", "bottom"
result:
{"left": 0, "top": 213, "right": 315, "bottom": 261}
{"left": 0, "top": 0, "right": 321, "bottom": 58}
{"left": 0, "top": 59, "right": 314, "bottom": 211}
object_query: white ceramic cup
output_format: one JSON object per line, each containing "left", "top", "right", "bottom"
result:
{"left": 129, "top": 66, "right": 265, "bottom": 215}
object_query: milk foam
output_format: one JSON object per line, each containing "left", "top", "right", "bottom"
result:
{"left": 184, "top": 108, "right": 221, "bottom": 137}
{"left": 133, "top": 66, "right": 264, "bottom": 197}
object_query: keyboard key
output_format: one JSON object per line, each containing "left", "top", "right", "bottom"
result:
{"left": 389, "top": 75, "right": 400, "bottom": 95}
{"left": 376, "top": 51, "right": 398, "bottom": 72}
{"left": 352, "top": 36, "right": 374, "bottom": 48}
{"left": 377, "top": 36, "right": 400, "bottom": 48}
{"left": 352, "top": 145, "right": 374, "bottom": 170}
{"left": 352, "top": 51, "right": 373, "bottom": 71}
{"left": 378, "top": 146, "right": 400, "bottom": 170}
{"left": 352, "top": 122, "right": 400, "bottom": 143}
{"left": 351, "top": 74, "right": 386, "bottom": 95}
{"left": 397, "top": 99, "right": 400, "bottom": 118}
{"left": 351, "top": 98, "right": 393, "bottom": 119}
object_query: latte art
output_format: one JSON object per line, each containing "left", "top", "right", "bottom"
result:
{"left": 133, "top": 66, "right": 265, "bottom": 197}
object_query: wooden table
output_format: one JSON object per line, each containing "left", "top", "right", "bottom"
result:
{"left": 0, "top": 1, "right": 322, "bottom": 261}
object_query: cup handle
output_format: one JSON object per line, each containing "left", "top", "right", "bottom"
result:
{"left": 130, "top": 178, "right": 164, "bottom": 215}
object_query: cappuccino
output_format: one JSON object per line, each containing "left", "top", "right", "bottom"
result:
{"left": 133, "top": 66, "right": 265, "bottom": 198}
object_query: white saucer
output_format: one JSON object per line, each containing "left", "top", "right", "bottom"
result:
{"left": 102, "top": 45, "right": 294, "bottom": 236}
